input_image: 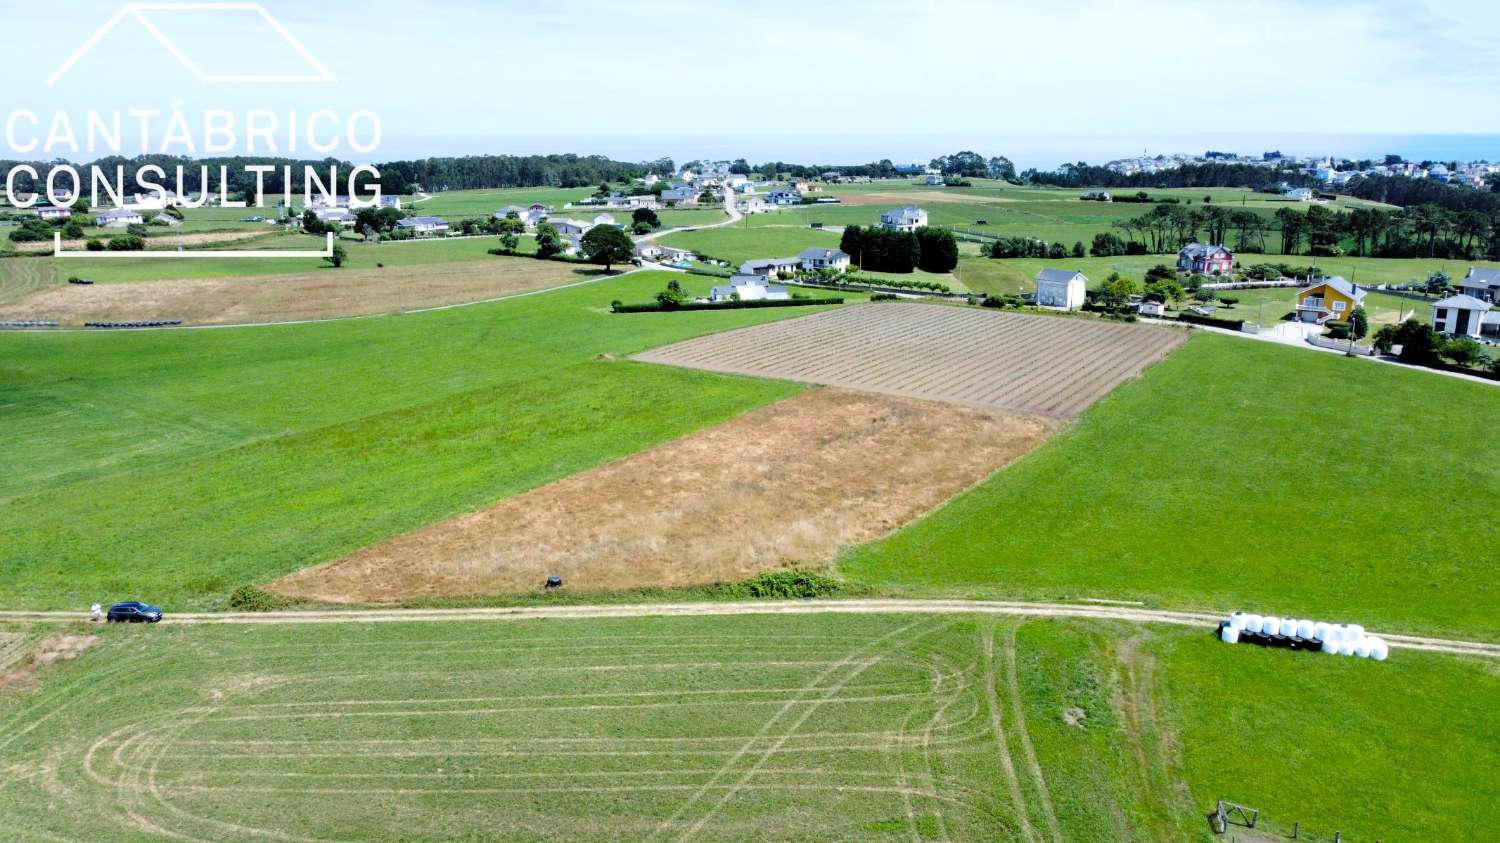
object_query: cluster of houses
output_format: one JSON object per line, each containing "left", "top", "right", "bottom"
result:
{"left": 1102, "top": 150, "right": 1499, "bottom": 190}
{"left": 492, "top": 204, "right": 626, "bottom": 252}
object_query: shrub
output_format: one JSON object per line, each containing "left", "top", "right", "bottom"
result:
{"left": 869, "top": 293, "right": 899, "bottom": 302}
{"left": 225, "top": 584, "right": 281, "bottom": 612}
{"left": 718, "top": 570, "right": 842, "bottom": 599}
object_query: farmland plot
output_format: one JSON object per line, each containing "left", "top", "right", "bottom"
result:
{"left": 635, "top": 304, "right": 1186, "bottom": 419}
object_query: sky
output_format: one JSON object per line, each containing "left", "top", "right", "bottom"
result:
{"left": 3, "top": 0, "right": 1499, "bottom": 167}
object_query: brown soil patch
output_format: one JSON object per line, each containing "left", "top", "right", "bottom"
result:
{"left": 272, "top": 389, "right": 1057, "bottom": 603}
{"left": 0, "top": 258, "right": 595, "bottom": 325}
{"left": 839, "top": 192, "right": 1020, "bottom": 206}
{"left": 0, "top": 633, "right": 95, "bottom": 691}
{"left": 9, "top": 230, "right": 271, "bottom": 253}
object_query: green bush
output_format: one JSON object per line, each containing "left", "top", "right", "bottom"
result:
{"left": 718, "top": 570, "right": 842, "bottom": 599}
{"left": 225, "top": 584, "right": 281, "bottom": 612}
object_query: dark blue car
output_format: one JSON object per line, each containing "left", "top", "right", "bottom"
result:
{"left": 107, "top": 601, "right": 163, "bottom": 623}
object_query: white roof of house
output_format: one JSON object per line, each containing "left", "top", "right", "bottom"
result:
{"left": 882, "top": 206, "right": 926, "bottom": 221}
{"left": 1433, "top": 294, "right": 1492, "bottom": 311}
{"left": 398, "top": 216, "right": 448, "bottom": 227}
{"left": 740, "top": 257, "right": 799, "bottom": 272}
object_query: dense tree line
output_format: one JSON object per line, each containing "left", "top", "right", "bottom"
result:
{"left": 1022, "top": 162, "right": 1314, "bottom": 192}
{"left": 839, "top": 225, "right": 958, "bottom": 274}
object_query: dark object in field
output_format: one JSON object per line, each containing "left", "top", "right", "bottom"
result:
{"left": 68, "top": 277, "right": 95, "bottom": 285}
{"left": 976, "top": 219, "right": 988, "bottom": 225}
{"left": 545, "top": 576, "right": 563, "bottom": 589}
{"left": 84, "top": 320, "right": 183, "bottom": 329}
{"left": 107, "top": 601, "right": 163, "bottom": 623}
{"left": 810, "top": 222, "right": 823, "bottom": 228}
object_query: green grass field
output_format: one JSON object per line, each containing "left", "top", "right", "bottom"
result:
{"left": 0, "top": 271, "right": 847, "bottom": 610}
{"left": 840, "top": 333, "right": 1500, "bottom": 640}
{"left": 0, "top": 613, "right": 1489, "bottom": 842}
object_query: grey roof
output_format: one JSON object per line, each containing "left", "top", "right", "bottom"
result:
{"left": 1463, "top": 267, "right": 1500, "bottom": 287}
{"left": 710, "top": 285, "right": 734, "bottom": 297}
{"left": 1318, "top": 276, "right": 1366, "bottom": 301}
{"left": 882, "top": 206, "right": 926, "bottom": 221}
{"left": 798, "top": 248, "right": 849, "bottom": 261}
{"left": 97, "top": 208, "right": 141, "bottom": 218}
{"left": 1433, "top": 294, "right": 1493, "bottom": 311}
{"left": 398, "top": 216, "right": 448, "bottom": 227}
{"left": 766, "top": 285, "right": 788, "bottom": 295}
{"left": 740, "top": 257, "right": 799, "bottom": 271}
{"left": 1036, "top": 269, "right": 1086, "bottom": 284}
{"left": 1179, "top": 242, "right": 1231, "bottom": 258}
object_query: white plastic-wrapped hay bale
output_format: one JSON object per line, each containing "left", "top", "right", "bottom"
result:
{"left": 1229, "top": 613, "right": 1247, "bottom": 631}
{"left": 1324, "top": 625, "right": 1343, "bottom": 647}
{"left": 1243, "top": 614, "right": 1263, "bottom": 635}
{"left": 1321, "top": 639, "right": 1339, "bottom": 654}
{"left": 1368, "top": 638, "right": 1389, "bottom": 661}
{"left": 1313, "top": 622, "right": 1331, "bottom": 642}
{"left": 1354, "top": 639, "right": 1373, "bottom": 658}
{"left": 1260, "top": 617, "right": 1279, "bottom": 636}
{"left": 1338, "top": 639, "right": 1357, "bottom": 656}
{"left": 1296, "top": 619, "right": 1315, "bottom": 640}
{"left": 1221, "top": 626, "right": 1240, "bottom": 644}
{"left": 1344, "top": 624, "right": 1365, "bottom": 644}
{"left": 1279, "top": 618, "right": 1298, "bottom": 638}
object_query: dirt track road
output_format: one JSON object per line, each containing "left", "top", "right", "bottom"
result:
{"left": 2, "top": 599, "right": 1494, "bottom": 659}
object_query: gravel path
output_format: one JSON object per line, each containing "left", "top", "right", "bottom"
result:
{"left": 2, "top": 599, "right": 1494, "bottom": 659}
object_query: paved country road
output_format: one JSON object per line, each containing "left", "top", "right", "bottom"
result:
{"left": 1, "top": 598, "right": 1494, "bottom": 659}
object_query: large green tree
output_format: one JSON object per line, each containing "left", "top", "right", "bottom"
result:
{"left": 580, "top": 224, "right": 634, "bottom": 271}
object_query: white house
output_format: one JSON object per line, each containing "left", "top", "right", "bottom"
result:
{"left": 710, "top": 274, "right": 790, "bottom": 303}
{"left": 659, "top": 186, "right": 697, "bottom": 205}
{"left": 738, "top": 197, "right": 772, "bottom": 215}
{"left": 880, "top": 206, "right": 928, "bottom": 232}
{"left": 1136, "top": 299, "right": 1167, "bottom": 317}
{"left": 767, "top": 190, "right": 801, "bottom": 206}
{"left": 1459, "top": 267, "right": 1500, "bottom": 304}
{"left": 547, "top": 218, "right": 591, "bottom": 239}
{"left": 396, "top": 215, "right": 450, "bottom": 238}
{"left": 1282, "top": 187, "right": 1314, "bottom": 202}
{"left": 739, "top": 257, "right": 801, "bottom": 278}
{"left": 1431, "top": 294, "right": 1492, "bottom": 338}
{"left": 635, "top": 241, "right": 665, "bottom": 261}
{"left": 659, "top": 246, "right": 695, "bottom": 264}
{"left": 36, "top": 206, "right": 72, "bottom": 221}
{"left": 799, "top": 247, "right": 850, "bottom": 273}
{"left": 95, "top": 208, "right": 144, "bottom": 228}
{"left": 592, "top": 213, "right": 618, "bottom": 228}
{"left": 1035, "top": 269, "right": 1088, "bottom": 310}
{"left": 925, "top": 174, "right": 945, "bottom": 186}
{"left": 314, "top": 208, "right": 356, "bottom": 227}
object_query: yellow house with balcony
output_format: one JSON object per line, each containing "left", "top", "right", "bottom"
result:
{"left": 1295, "top": 277, "right": 1366, "bottom": 324}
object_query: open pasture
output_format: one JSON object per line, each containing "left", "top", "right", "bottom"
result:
{"left": 842, "top": 333, "right": 1500, "bottom": 639}
{"left": 0, "top": 272, "right": 846, "bottom": 610}
{"left": 0, "top": 613, "right": 1492, "bottom": 841}
{"left": 636, "top": 304, "right": 1186, "bottom": 419}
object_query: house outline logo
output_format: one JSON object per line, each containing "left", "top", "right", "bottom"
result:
{"left": 48, "top": 2, "right": 336, "bottom": 87}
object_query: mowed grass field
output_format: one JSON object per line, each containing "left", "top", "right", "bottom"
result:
{"left": 0, "top": 614, "right": 1491, "bottom": 842}
{"left": 841, "top": 333, "right": 1500, "bottom": 640}
{"left": 0, "top": 271, "right": 847, "bottom": 610}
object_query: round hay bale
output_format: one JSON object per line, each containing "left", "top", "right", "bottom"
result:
{"left": 1321, "top": 639, "right": 1339, "bottom": 654}
{"left": 1279, "top": 618, "right": 1297, "bottom": 638}
{"left": 1229, "top": 613, "right": 1246, "bottom": 631}
{"left": 1243, "top": 613, "right": 1263, "bottom": 634}
{"left": 1220, "top": 626, "right": 1240, "bottom": 644}
{"left": 1369, "top": 638, "right": 1389, "bottom": 661}
{"left": 1296, "top": 619, "right": 1315, "bottom": 640}
{"left": 1260, "top": 617, "right": 1279, "bottom": 636}
{"left": 1313, "top": 622, "right": 1331, "bottom": 642}
{"left": 1338, "top": 640, "right": 1357, "bottom": 656}
{"left": 1354, "top": 639, "right": 1373, "bottom": 658}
